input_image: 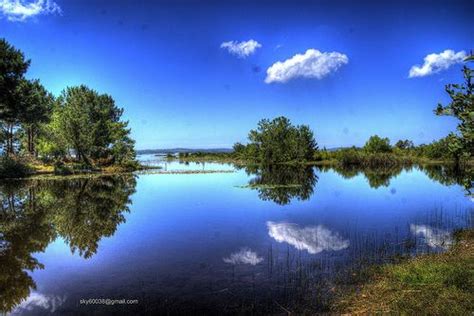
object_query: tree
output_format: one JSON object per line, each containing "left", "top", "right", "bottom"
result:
{"left": 395, "top": 139, "right": 414, "bottom": 150}
{"left": 17, "top": 79, "right": 54, "bottom": 156}
{"left": 0, "top": 39, "right": 31, "bottom": 155}
{"left": 241, "top": 116, "right": 317, "bottom": 163}
{"left": 53, "top": 85, "right": 136, "bottom": 166}
{"left": 364, "top": 135, "right": 391, "bottom": 153}
{"left": 435, "top": 57, "right": 473, "bottom": 162}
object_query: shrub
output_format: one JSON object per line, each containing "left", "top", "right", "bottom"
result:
{"left": 0, "top": 156, "right": 32, "bottom": 178}
{"left": 337, "top": 149, "right": 363, "bottom": 165}
{"left": 118, "top": 159, "right": 139, "bottom": 171}
{"left": 364, "top": 135, "right": 392, "bottom": 153}
{"left": 53, "top": 161, "right": 73, "bottom": 175}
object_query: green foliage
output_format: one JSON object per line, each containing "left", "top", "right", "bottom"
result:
{"left": 0, "top": 38, "right": 31, "bottom": 155}
{"left": 395, "top": 139, "right": 414, "bottom": 150}
{"left": 0, "top": 156, "right": 31, "bottom": 178}
{"left": 435, "top": 59, "right": 473, "bottom": 161}
{"left": 53, "top": 161, "right": 74, "bottom": 175}
{"left": 336, "top": 148, "right": 362, "bottom": 165}
{"left": 50, "top": 85, "right": 136, "bottom": 166}
{"left": 236, "top": 116, "right": 317, "bottom": 163}
{"left": 0, "top": 39, "right": 137, "bottom": 175}
{"left": 0, "top": 39, "right": 30, "bottom": 123}
{"left": 178, "top": 152, "right": 190, "bottom": 159}
{"left": 416, "top": 133, "right": 462, "bottom": 160}
{"left": 313, "top": 147, "right": 332, "bottom": 161}
{"left": 363, "top": 135, "right": 391, "bottom": 153}
{"left": 17, "top": 79, "right": 54, "bottom": 156}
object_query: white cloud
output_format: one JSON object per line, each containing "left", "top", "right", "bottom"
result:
{"left": 267, "top": 221, "right": 349, "bottom": 254}
{"left": 220, "top": 39, "right": 262, "bottom": 58}
{"left": 410, "top": 224, "right": 452, "bottom": 249}
{"left": 408, "top": 50, "right": 467, "bottom": 78}
{"left": 265, "top": 49, "right": 348, "bottom": 83}
{"left": 0, "top": 0, "right": 61, "bottom": 22}
{"left": 223, "top": 247, "right": 263, "bottom": 265}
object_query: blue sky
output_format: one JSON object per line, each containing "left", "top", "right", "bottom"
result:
{"left": 0, "top": 0, "right": 472, "bottom": 149}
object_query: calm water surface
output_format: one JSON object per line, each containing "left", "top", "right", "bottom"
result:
{"left": 1, "top": 159, "right": 472, "bottom": 315}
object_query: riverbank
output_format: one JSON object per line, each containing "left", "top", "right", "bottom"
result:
{"left": 334, "top": 229, "right": 474, "bottom": 314}
{"left": 0, "top": 158, "right": 161, "bottom": 180}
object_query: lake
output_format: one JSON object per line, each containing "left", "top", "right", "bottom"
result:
{"left": 1, "top": 158, "right": 472, "bottom": 315}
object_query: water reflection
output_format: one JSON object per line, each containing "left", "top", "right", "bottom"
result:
{"left": 419, "top": 164, "right": 474, "bottom": 196}
{"left": 239, "top": 163, "right": 473, "bottom": 204}
{"left": 0, "top": 164, "right": 472, "bottom": 314}
{"left": 223, "top": 248, "right": 263, "bottom": 265}
{"left": 11, "top": 292, "right": 66, "bottom": 315}
{"left": 0, "top": 175, "right": 136, "bottom": 314}
{"left": 327, "top": 164, "right": 409, "bottom": 188}
{"left": 410, "top": 224, "right": 453, "bottom": 249}
{"left": 242, "top": 164, "right": 317, "bottom": 205}
{"left": 267, "top": 221, "right": 349, "bottom": 254}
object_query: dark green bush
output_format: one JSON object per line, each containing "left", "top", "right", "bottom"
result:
{"left": 53, "top": 161, "right": 73, "bottom": 175}
{"left": 0, "top": 156, "right": 32, "bottom": 178}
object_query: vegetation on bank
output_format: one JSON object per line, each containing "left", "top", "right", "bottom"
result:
{"left": 0, "top": 39, "right": 138, "bottom": 178}
{"left": 334, "top": 229, "right": 474, "bottom": 315}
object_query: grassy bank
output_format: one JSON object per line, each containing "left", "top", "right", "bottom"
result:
{"left": 0, "top": 156, "right": 162, "bottom": 179}
{"left": 334, "top": 229, "right": 474, "bottom": 315}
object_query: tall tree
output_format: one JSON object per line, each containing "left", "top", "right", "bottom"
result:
{"left": 17, "top": 79, "right": 54, "bottom": 156}
{"left": 54, "top": 85, "right": 135, "bottom": 166}
{"left": 0, "top": 39, "right": 30, "bottom": 155}
{"left": 244, "top": 116, "right": 317, "bottom": 163}
{"left": 435, "top": 57, "right": 473, "bottom": 163}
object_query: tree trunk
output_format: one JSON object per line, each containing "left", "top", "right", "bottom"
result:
{"left": 7, "top": 124, "right": 14, "bottom": 156}
{"left": 27, "top": 127, "right": 36, "bottom": 157}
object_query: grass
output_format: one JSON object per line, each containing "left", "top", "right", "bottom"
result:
{"left": 334, "top": 229, "right": 474, "bottom": 315}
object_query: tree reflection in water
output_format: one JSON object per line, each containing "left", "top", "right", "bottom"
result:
{"left": 419, "top": 164, "right": 473, "bottom": 196}
{"left": 325, "top": 164, "right": 410, "bottom": 189}
{"left": 242, "top": 164, "right": 318, "bottom": 205}
{"left": 241, "top": 163, "right": 473, "bottom": 205}
{"left": 0, "top": 175, "right": 136, "bottom": 314}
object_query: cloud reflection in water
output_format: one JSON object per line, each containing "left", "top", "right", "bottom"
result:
{"left": 267, "top": 221, "right": 349, "bottom": 254}
{"left": 11, "top": 292, "right": 66, "bottom": 315}
{"left": 223, "top": 248, "right": 264, "bottom": 265}
{"left": 410, "top": 224, "right": 453, "bottom": 249}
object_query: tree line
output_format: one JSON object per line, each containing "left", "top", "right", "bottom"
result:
{"left": 0, "top": 39, "right": 136, "bottom": 176}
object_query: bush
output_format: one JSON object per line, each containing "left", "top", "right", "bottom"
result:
{"left": 53, "top": 161, "right": 73, "bottom": 175}
{"left": 313, "top": 149, "right": 333, "bottom": 161}
{"left": 118, "top": 159, "right": 140, "bottom": 171}
{"left": 364, "top": 135, "right": 392, "bottom": 153}
{"left": 336, "top": 149, "right": 413, "bottom": 168}
{"left": 337, "top": 149, "right": 363, "bottom": 165}
{"left": 0, "top": 156, "right": 32, "bottom": 178}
